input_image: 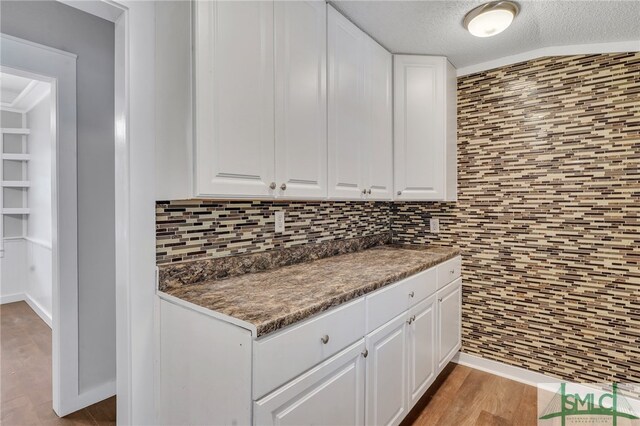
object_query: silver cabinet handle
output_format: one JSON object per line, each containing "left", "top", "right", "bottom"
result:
{"left": 409, "top": 291, "right": 415, "bottom": 298}
{"left": 362, "top": 348, "right": 369, "bottom": 358}
{"left": 321, "top": 335, "right": 329, "bottom": 344}
{"left": 397, "top": 191, "right": 402, "bottom": 196}
{"left": 269, "top": 182, "right": 276, "bottom": 190}
{"left": 280, "top": 183, "right": 287, "bottom": 191}
{"left": 367, "top": 189, "right": 372, "bottom": 194}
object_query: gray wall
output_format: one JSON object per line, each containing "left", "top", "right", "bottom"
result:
{"left": 1, "top": 0, "right": 116, "bottom": 393}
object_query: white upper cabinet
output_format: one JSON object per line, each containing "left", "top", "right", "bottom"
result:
{"left": 394, "top": 55, "right": 457, "bottom": 201}
{"left": 327, "top": 6, "right": 365, "bottom": 200}
{"left": 363, "top": 38, "right": 393, "bottom": 201}
{"left": 328, "top": 6, "right": 393, "bottom": 201}
{"left": 195, "top": 1, "right": 275, "bottom": 197}
{"left": 274, "top": 1, "right": 327, "bottom": 199}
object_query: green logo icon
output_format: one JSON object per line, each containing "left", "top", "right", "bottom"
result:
{"left": 539, "top": 383, "right": 639, "bottom": 426}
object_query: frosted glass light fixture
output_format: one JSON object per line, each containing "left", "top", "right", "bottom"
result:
{"left": 464, "top": 1, "right": 519, "bottom": 38}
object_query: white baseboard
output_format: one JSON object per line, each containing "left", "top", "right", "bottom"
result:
{"left": 453, "top": 352, "right": 640, "bottom": 413}
{"left": 24, "top": 293, "right": 52, "bottom": 328}
{"left": 56, "top": 380, "right": 116, "bottom": 417}
{"left": 0, "top": 292, "right": 25, "bottom": 304}
{"left": 452, "top": 351, "right": 561, "bottom": 387}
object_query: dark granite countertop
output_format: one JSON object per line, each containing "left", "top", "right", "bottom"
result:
{"left": 160, "top": 244, "right": 460, "bottom": 338}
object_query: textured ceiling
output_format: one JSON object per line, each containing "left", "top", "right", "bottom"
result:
{"left": 330, "top": 1, "right": 640, "bottom": 69}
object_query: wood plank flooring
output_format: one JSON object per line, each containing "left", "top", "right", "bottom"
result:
{"left": 2, "top": 300, "right": 539, "bottom": 425}
{"left": 406, "top": 363, "right": 538, "bottom": 426}
{"left": 0, "top": 301, "right": 116, "bottom": 425}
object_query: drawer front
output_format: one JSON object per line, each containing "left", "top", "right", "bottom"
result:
{"left": 366, "top": 267, "right": 437, "bottom": 333}
{"left": 253, "top": 298, "right": 365, "bottom": 399}
{"left": 437, "top": 256, "right": 461, "bottom": 289}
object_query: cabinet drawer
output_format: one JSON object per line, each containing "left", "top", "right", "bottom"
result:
{"left": 437, "top": 256, "right": 461, "bottom": 289}
{"left": 366, "top": 267, "right": 437, "bottom": 333}
{"left": 253, "top": 298, "right": 365, "bottom": 399}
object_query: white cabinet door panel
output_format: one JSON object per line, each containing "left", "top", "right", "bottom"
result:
{"left": 275, "top": 1, "right": 327, "bottom": 199}
{"left": 328, "top": 6, "right": 365, "bottom": 200}
{"left": 363, "top": 39, "right": 393, "bottom": 200}
{"left": 195, "top": 1, "right": 275, "bottom": 197}
{"left": 365, "top": 312, "right": 408, "bottom": 426}
{"left": 254, "top": 339, "right": 366, "bottom": 426}
{"left": 394, "top": 55, "right": 446, "bottom": 200}
{"left": 407, "top": 295, "right": 437, "bottom": 408}
{"left": 437, "top": 278, "right": 462, "bottom": 370}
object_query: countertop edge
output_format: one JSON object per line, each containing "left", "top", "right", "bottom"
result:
{"left": 157, "top": 291, "right": 258, "bottom": 337}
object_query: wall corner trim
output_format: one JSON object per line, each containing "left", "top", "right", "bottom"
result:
{"left": 456, "top": 40, "right": 640, "bottom": 76}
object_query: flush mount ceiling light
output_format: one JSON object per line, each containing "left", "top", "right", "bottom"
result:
{"left": 463, "top": 1, "right": 519, "bottom": 38}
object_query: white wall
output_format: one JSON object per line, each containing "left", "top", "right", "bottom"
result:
{"left": 25, "top": 92, "right": 53, "bottom": 324}
{"left": 1, "top": 0, "right": 116, "bottom": 394}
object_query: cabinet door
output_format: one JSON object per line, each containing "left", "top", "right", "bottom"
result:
{"left": 394, "top": 55, "right": 446, "bottom": 201}
{"left": 363, "top": 38, "right": 393, "bottom": 201}
{"left": 254, "top": 340, "right": 366, "bottom": 426}
{"left": 407, "top": 295, "right": 437, "bottom": 409}
{"left": 327, "top": 6, "right": 365, "bottom": 200}
{"left": 274, "top": 1, "right": 327, "bottom": 199}
{"left": 437, "top": 278, "right": 462, "bottom": 371}
{"left": 365, "top": 312, "right": 408, "bottom": 426}
{"left": 194, "top": 1, "right": 275, "bottom": 197}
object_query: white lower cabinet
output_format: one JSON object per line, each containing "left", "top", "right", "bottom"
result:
{"left": 407, "top": 295, "right": 438, "bottom": 407}
{"left": 365, "top": 312, "right": 408, "bottom": 426}
{"left": 254, "top": 340, "right": 366, "bottom": 426}
{"left": 437, "top": 278, "right": 462, "bottom": 370}
{"left": 159, "top": 257, "right": 462, "bottom": 426}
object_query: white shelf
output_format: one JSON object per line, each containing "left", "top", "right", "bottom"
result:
{"left": 2, "top": 208, "right": 30, "bottom": 215}
{"left": 2, "top": 181, "right": 30, "bottom": 188}
{"left": 1, "top": 128, "right": 30, "bottom": 135}
{"left": 2, "top": 153, "right": 30, "bottom": 161}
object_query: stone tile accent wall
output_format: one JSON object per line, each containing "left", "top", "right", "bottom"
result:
{"left": 156, "top": 200, "right": 390, "bottom": 263}
{"left": 392, "top": 52, "right": 640, "bottom": 384}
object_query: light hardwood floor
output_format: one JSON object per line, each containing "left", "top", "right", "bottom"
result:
{"left": 2, "top": 300, "right": 538, "bottom": 425}
{"left": 406, "top": 363, "right": 538, "bottom": 426}
{"left": 1, "top": 301, "right": 116, "bottom": 425}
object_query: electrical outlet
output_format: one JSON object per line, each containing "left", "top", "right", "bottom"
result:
{"left": 275, "top": 211, "right": 285, "bottom": 233}
{"left": 430, "top": 218, "right": 440, "bottom": 234}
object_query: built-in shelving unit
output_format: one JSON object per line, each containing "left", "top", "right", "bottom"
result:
{"left": 1, "top": 115, "right": 31, "bottom": 227}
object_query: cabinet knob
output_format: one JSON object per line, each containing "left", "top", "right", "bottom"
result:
{"left": 439, "top": 298, "right": 443, "bottom": 303}
{"left": 450, "top": 269, "right": 455, "bottom": 274}
{"left": 397, "top": 191, "right": 402, "bottom": 196}
{"left": 321, "top": 335, "right": 329, "bottom": 344}
{"left": 406, "top": 315, "right": 415, "bottom": 325}
{"left": 269, "top": 182, "right": 276, "bottom": 190}
{"left": 367, "top": 189, "right": 372, "bottom": 194}
{"left": 362, "top": 188, "right": 367, "bottom": 194}
{"left": 409, "top": 291, "right": 415, "bottom": 298}
{"left": 362, "top": 348, "right": 369, "bottom": 358}
{"left": 280, "top": 183, "right": 287, "bottom": 191}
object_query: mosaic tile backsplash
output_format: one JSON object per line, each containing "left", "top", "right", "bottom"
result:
{"left": 156, "top": 52, "right": 639, "bottom": 384}
{"left": 156, "top": 200, "right": 390, "bottom": 263}
{"left": 393, "top": 52, "right": 640, "bottom": 384}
